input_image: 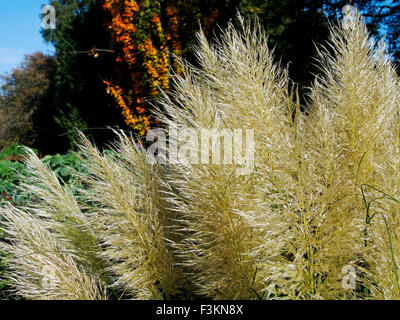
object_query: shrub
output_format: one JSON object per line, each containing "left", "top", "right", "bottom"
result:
{"left": 1, "top": 8, "right": 400, "bottom": 300}
{"left": 0, "top": 144, "right": 32, "bottom": 207}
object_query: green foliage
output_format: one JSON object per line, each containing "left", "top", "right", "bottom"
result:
{"left": 0, "top": 144, "right": 32, "bottom": 207}
{"left": 0, "top": 143, "right": 91, "bottom": 211}
{"left": 0, "top": 144, "right": 26, "bottom": 160}
{"left": 0, "top": 143, "right": 88, "bottom": 211}
{"left": 42, "top": 152, "right": 86, "bottom": 185}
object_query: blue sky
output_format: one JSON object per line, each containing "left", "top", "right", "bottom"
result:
{"left": 0, "top": 0, "right": 54, "bottom": 75}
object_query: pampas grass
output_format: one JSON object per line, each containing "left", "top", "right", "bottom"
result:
{"left": 1, "top": 7, "right": 400, "bottom": 300}
{"left": 0, "top": 205, "right": 106, "bottom": 300}
{"left": 152, "top": 16, "right": 294, "bottom": 299}
{"left": 18, "top": 148, "right": 105, "bottom": 275}
{"left": 76, "top": 132, "right": 180, "bottom": 299}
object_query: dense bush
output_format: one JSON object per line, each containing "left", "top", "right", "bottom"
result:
{"left": 2, "top": 9, "right": 400, "bottom": 300}
{"left": 0, "top": 144, "right": 31, "bottom": 207}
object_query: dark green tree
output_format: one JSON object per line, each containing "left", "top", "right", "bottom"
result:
{"left": 42, "top": 0, "right": 123, "bottom": 149}
{"left": 0, "top": 52, "right": 66, "bottom": 153}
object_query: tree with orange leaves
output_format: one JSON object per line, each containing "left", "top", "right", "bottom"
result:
{"left": 103, "top": 0, "right": 240, "bottom": 136}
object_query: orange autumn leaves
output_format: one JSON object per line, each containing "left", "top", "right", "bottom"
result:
{"left": 104, "top": 81, "right": 150, "bottom": 129}
{"left": 103, "top": 0, "right": 183, "bottom": 135}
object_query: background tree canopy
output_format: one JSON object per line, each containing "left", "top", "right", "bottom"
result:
{"left": 0, "top": 52, "right": 66, "bottom": 153}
